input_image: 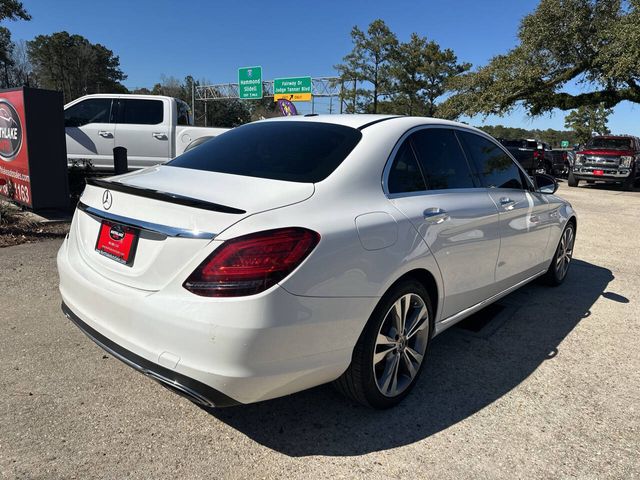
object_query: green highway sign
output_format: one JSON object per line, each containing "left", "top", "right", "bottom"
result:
{"left": 561, "top": 140, "right": 570, "bottom": 148}
{"left": 273, "top": 76, "right": 312, "bottom": 102}
{"left": 238, "top": 66, "right": 262, "bottom": 99}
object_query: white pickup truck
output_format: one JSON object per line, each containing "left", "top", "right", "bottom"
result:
{"left": 64, "top": 94, "right": 228, "bottom": 169}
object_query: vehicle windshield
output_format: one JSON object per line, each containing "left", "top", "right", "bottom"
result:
{"left": 585, "top": 137, "right": 633, "bottom": 150}
{"left": 168, "top": 121, "right": 362, "bottom": 183}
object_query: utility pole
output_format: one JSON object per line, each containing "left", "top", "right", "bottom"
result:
{"left": 191, "top": 82, "right": 195, "bottom": 125}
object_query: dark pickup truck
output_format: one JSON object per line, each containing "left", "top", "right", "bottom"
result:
{"left": 549, "top": 149, "right": 572, "bottom": 177}
{"left": 499, "top": 139, "right": 555, "bottom": 175}
{"left": 569, "top": 135, "right": 639, "bottom": 190}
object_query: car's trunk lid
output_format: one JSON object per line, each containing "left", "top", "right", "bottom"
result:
{"left": 71, "top": 165, "right": 314, "bottom": 291}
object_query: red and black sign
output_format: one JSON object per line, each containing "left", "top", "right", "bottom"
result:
{"left": 0, "top": 87, "right": 68, "bottom": 210}
{"left": 0, "top": 90, "right": 31, "bottom": 205}
{"left": 95, "top": 221, "right": 139, "bottom": 266}
{"left": 0, "top": 99, "right": 23, "bottom": 160}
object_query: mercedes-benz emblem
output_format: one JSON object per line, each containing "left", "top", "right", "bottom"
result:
{"left": 102, "top": 190, "right": 113, "bottom": 210}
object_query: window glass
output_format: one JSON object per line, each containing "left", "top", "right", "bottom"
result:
{"left": 585, "top": 137, "right": 633, "bottom": 150}
{"left": 387, "top": 140, "right": 426, "bottom": 194}
{"left": 168, "top": 121, "right": 362, "bottom": 183}
{"left": 177, "top": 100, "right": 192, "bottom": 126}
{"left": 459, "top": 131, "right": 524, "bottom": 189}
{"left": 64, "top": 99, "right": 112, "bottom": 127}
{"left": 118, "top": 99, "right": 163, "bottom": 125}
{"left": 411, "top": 129, "right": 475, "bottom": 190}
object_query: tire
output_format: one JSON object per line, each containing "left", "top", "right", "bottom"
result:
{"left": 622, "top": 172, "right": 636, "bottom": 192}
{"left": 543, "top": 222, "right": 576, "bottom": 286}
{"left": 568, "top": 171, "right": 579, "bottom": 187}
{"left": 334, "top": 279, "right": 433, "bottom": 409}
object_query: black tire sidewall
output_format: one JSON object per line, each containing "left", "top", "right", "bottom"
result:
{"left": 568, "top": 171, "right": 579, "bottom": 187}
{"left": 356, "top": 280, "right": 434, "bottom": 409}
{"left": 548, "top": 223, "right": 575, "bottom": 285}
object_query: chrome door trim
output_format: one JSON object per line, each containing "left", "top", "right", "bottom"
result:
{"left": 434, "top": 269, "right": 546, "bottom": 334}
{"left": 77, "top": 202, "right": 217, "bottom": 239}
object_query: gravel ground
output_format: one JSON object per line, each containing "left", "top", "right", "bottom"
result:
{"left": 1, "top": 182, "right": 638, "bottom": 479}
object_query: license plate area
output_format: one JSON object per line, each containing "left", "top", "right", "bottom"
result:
{"left": 95, "top": 220, "right": 140, "bottom": 266}
{"left": 593, "top": 169, "right": 604, "bottom": 176}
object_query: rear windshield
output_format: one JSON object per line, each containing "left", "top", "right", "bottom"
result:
{"left": 585, "top": 137, "right": 633, "bottom": 150}
{"left": 168, "top": 121, "right": 363, "bottom": 183}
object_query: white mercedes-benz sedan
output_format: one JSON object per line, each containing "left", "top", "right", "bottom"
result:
{"left": 58, "top": 115, "right": 577, "bottom": 409}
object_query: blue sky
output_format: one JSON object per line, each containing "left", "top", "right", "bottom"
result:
{"left": 6, "top": 0, "right": 639, "bottom": 134}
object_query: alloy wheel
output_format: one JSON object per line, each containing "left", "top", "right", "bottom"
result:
{"left": 555, "top": 226, "right": 575, "bottom": 279}
{"left": 373, "top": 293, "right": 429, "bottom": 397}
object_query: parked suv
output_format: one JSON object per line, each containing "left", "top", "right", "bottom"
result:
{"left": 569, "top": 135, "right": 639, "bottom": 190}
{"left": 499, "top": 139, "right": 554, "bottom": 175}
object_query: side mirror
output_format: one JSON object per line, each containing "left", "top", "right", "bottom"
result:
{"left": 533, "top": 173, "right": 558, "bottom": 194}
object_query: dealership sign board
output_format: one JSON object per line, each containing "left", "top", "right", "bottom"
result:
{"left": 0, "top": 87, "right": 68, "bottom": 210}
{"left": 273, "top": 76, "right": 312, "bottom": 102}
{"left": 238, "top": 66, "right": 263, "bottom": 99}
{"left": 0, "top": 91, "right": 30, "bottom": 205}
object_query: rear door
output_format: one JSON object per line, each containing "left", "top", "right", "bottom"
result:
{"left": 457, "top": 130, "right": 552, "bottom": 290}
{"left": 65, "top": 98, "right": 115, "bottom": 168}
{"left": 385, "top": 127, "right": 501, "bottom": 319}
{"left": 114, "top": 98, "right": 170, "bottom": 167}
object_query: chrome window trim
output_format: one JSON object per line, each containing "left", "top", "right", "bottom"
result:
{"left": 381, "top": 124, "right": 535, "bottom": 197}
{"left": 77, "top": 202, "right": 217, "bottom": 239}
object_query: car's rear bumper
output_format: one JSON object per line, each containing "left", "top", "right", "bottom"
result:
{"left": 61, "top": 302, "right": 238, "bottom": 407}
{"left": 57, "top": 238, "right": 374, "bottom": 405}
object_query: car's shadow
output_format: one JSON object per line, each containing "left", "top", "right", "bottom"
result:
{"left": 207, "top": 259, "right": 616, "bottom": 457}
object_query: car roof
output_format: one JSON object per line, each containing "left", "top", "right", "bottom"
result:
{"left": 259, "top": 114, "right": 483, "bottom": 132}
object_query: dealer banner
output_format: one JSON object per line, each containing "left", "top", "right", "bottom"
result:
{"left": 0, "top": 87, "right": 68, "bottom": 210}
{"left": 0, "top": 89, "right": 31, "bottom": 206}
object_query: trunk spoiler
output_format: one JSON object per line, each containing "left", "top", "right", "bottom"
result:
{"left": 86, "top": 177, "right": 246, "bottom": 215}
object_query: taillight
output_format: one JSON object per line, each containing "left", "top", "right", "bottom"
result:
{"left": 183, "top": 227, "right": 320, "bottom": 297}
{"left": 533, "top": 150, "right": 542, "bottom": 159}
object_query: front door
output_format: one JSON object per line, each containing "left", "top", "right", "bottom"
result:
{"left": 64, "top": 98, "right": 115, "bottom": 168}
{"left": 457, "top": 130, "right": 552, "bottom": 290}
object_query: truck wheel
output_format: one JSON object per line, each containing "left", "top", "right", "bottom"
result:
{"left": 623, "top": 172, "right": 636, "bottom": 191}
{"left": 568, "top": 171, "right": 579, "bottom": 187}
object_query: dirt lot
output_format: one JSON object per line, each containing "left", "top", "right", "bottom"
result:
{"left": 1, "top": 182, "right": 638, "bottom": 479}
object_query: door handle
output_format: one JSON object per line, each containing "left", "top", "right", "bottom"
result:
{"left": 423, "top": 208, "right": 450, "bottom": 224}
{"left": 500, "top": 197, "right": 516, "bottom": 210}
{"left": 98, "top": 130, "right": 113, "bottom": 138}
{"left": 152, "top": 132, "right": 168, "bottom": 140}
